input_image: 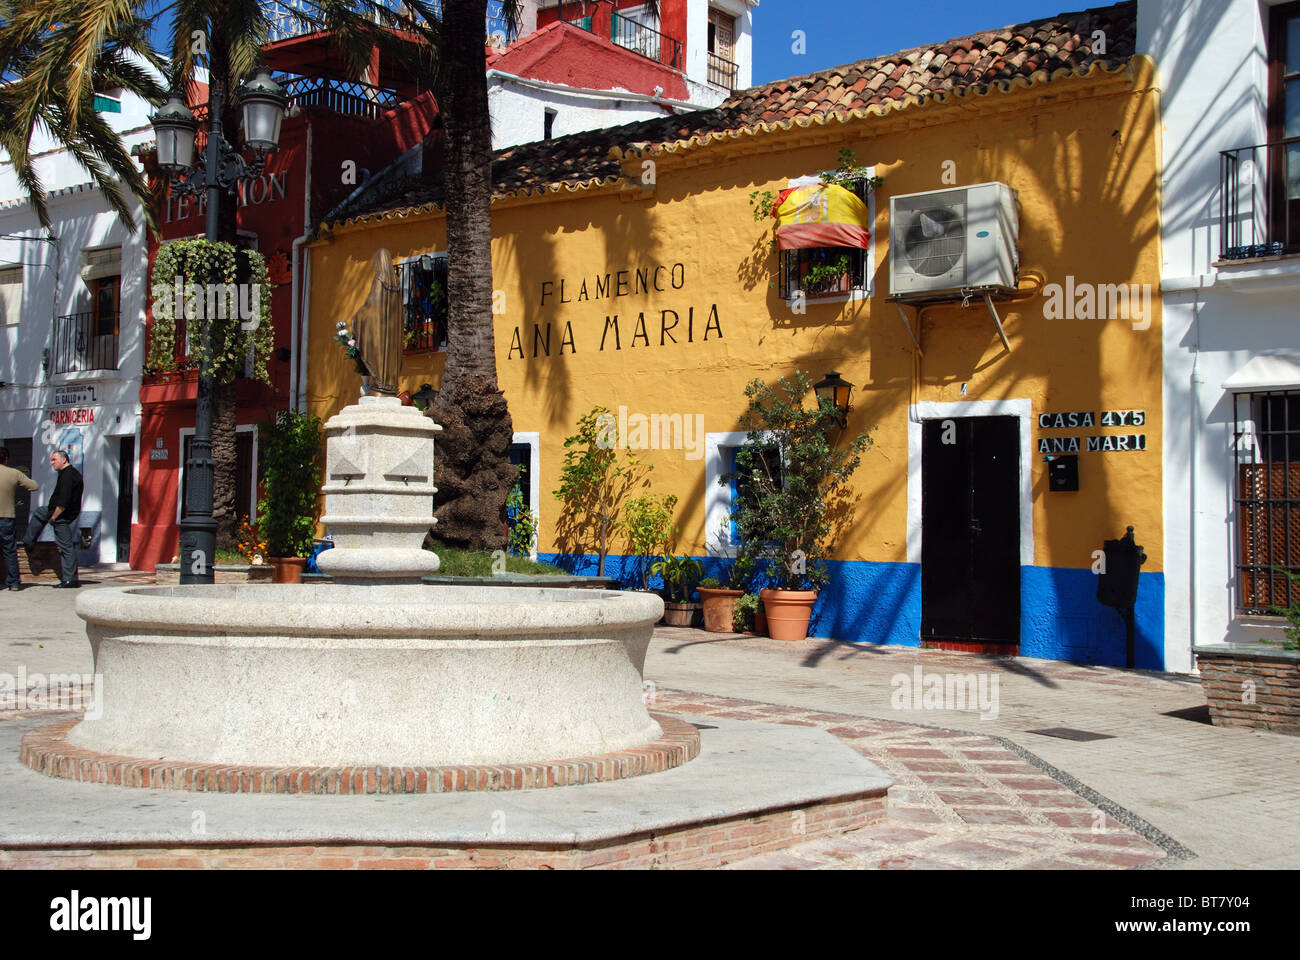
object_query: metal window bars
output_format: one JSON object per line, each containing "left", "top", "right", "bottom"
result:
{"left": 398, "top": 255, "right": 448, "bottom": 353}
{"left": 52, "top": 311, "right": 118, "bottom": 374}
{"left": 1218, "top": 139, "right": 1300, "bottom": 259}
{"left": 1233, "top": 390, "right": 1300, "bottom": 614}
{"left": 707, "top": 51, "right": 738, "bottom": 90}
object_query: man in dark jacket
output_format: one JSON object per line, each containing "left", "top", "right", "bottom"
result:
{"left": 23, "top": 449, "right": 83, "bottom": 588}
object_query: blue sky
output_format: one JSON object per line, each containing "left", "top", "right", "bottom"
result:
{"left": 750, "top": 0, "right": 1074, "bottom": 85}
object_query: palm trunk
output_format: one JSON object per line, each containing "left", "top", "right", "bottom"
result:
{"left": 429, "top": 0, "right": 517, "bottom": 551}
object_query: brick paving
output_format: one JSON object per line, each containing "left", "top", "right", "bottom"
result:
{"left": 646, "top": 628, "right": 1300, "bottom": 869}
{"left": 647, "top": 689, "right": 1175, "bottom": 869}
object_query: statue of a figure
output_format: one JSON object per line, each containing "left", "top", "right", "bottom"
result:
{"left": 350, "top": 248, "right": 403, "bottom": 395}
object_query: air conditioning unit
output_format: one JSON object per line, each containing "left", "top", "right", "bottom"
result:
{"left": 889, "top": 182, "right": 1019, "bottom": 297}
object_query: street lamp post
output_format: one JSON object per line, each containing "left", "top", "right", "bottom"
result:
{"left": 151, "top": 69, "right": 287, "bottom": 585}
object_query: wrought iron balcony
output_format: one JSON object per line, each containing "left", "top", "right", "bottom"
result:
{"left": 52, "top": 311, "right": 118, "bottom": 375}
{"left": 280, "top": 75, "right": 400, "bottom": 119}
{"left": 561, "top": 1, "right": 682, "bottom": 71}
{"left": 1219, "top": 139, "right": 1300, "bottom": 260}
{"left": 707, "top": 51, "right": 738, "bottom": 90}
{"left": 263, "top": 0, "right": 516, "bottom": 45}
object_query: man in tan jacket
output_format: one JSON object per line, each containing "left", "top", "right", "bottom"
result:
{"left": 0, "top": 446, "right": 40, "bottom": 591}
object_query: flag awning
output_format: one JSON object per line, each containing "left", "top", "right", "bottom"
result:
{"left": 774, "top": 180, "right": 871, "bottom": 251}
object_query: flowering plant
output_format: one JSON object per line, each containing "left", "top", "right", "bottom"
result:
{"left": 236, "top": 518, "right": 267, "bottom": 565}
{"left": 334, "top": 320, "right": 368, "bottom": 375}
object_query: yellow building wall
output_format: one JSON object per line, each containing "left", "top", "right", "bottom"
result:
{"left": 310, "top": 60, "right": 1162, "bottom": 584}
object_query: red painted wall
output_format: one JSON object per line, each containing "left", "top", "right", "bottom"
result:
{"left": 536, "top": 0, "right": 690, "bottom": 77}
{"left": 492, "top": 20, "right": 689, "bottom": 100}
{"left": 131, "top": 96, "right": 438, "bottom": 570}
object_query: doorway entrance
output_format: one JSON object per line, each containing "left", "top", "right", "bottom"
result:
{"left": 921, "top": 415, "right": 1021, "bottom": 651}
{"left": 116, "top": 437, "right": 134, "bottom": 563}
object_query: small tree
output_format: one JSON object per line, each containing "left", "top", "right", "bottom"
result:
{"left": 256, "top": 411, "right": 323, "bottom": 559}
{"left": 553, "top": 405, "right": 648, "bottom": 576}
{"left": 725, "top": 372, "right": 871, "bottom": 591}
{"left": 621, "top": 493, "right": 678, "bottom": 589}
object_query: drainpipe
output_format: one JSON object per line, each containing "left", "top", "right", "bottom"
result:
{"left": 289, "top": 121, "right": 312, "bottom": 412}
{"left": 1188, "top": 289, "right": 1204, "bottom": 672}
{"left": 297, "top": 246, "right": 311, "bottom": 413}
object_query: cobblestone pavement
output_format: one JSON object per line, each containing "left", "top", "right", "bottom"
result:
{"left": 651, "top": 690, "right": 1179, "bottom": 869}
{"left": 647, "top": 629, "right": 1300, "bottom": 869}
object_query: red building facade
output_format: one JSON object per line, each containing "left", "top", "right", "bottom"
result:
{"left": 131, "top": 39, "right": 438, "bottom": 570}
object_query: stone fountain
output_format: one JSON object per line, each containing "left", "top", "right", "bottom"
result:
{"left": 34, "top": 396, "right": 670, "bottom": 779}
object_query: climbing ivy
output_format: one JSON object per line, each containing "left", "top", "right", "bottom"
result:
{"left": 147, "top": 238, "right": 274, "bottom": 384}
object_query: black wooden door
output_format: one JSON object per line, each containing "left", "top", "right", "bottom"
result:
{"left": 921, "top": 416, "right": 1020, "bottom": 644}
{"left": 116, "top": 437, "right": 134, "bottom": 563}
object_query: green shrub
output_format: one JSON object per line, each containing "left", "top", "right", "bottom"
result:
{"left": 257, "top": 411, "right": 323, "bottom": 559}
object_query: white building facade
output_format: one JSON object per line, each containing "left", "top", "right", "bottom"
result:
{"left": 0, "top": 89, "right": 155, "bottom": 568}
{"left": 1140, "top": 0, "right": 1300, "bottom": 668}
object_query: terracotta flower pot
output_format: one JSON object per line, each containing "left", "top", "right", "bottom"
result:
{"left": 662, "top": 601, "right": 702, "bottom": 627}
{"left": 760, "top": 588, "right": 818, "bottom": 642}
{"left": 698, "top": 587, "right": 743, "bottom": 633}
{"left": 753, "top": 605, "right": 767, "bottom": 636}
{"left": 270, "top": 557, "right": 307, "bottom": 584}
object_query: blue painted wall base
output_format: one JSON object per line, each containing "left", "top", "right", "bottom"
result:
{"left": 539, "top": 553, "right": 1165, "bottom": 670}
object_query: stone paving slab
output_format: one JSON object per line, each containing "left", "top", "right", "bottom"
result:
{"left": 0, "top": 711, "right": 888, "bottom": 848}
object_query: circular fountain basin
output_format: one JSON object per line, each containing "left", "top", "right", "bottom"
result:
{"left": 69, "top": 584, "right": 664, "bottom": 768}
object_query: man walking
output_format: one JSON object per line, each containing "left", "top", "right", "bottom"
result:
{"left": 0, "top": 446, "right": 39, "bottom": 591}
{"left": 23, "top": 449, "right": 83, "bottom": 588}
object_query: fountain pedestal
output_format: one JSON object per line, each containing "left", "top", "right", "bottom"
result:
{"left": 316, "top": 395, "right": 441, "bottom": 583}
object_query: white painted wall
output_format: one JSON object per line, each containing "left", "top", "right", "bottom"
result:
{"left": 0, "top": 76, "right": 156, "bottom": 566}
{"left": 686, "top": 0, "right": 755, "bottom": 91}
{"left": 0, "top": 188, "right": 147, "bottom": 566}
{"left": 1140, "top": 0, "right": 1300, "bottom": 668}
{"left": 488, "top": 77, "right": 676, "bottom": 149}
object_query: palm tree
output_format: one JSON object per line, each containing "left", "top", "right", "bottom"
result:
{"left": 0, "top": 1, "right": 167, "bottom": 231}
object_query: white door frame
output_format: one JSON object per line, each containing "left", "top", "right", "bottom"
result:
{"left": 906, "top": 399, "right": 1035, "bottom": 567}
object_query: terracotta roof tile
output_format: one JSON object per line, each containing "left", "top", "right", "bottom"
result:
{"left": 334, "top": 1, "right": 1136, "bottom": 224}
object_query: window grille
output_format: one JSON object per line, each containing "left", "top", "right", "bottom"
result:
{"left": 1234, "top": 390, "right": 1300, "bottom": 613}
{"left": 398, "top": 255, "right": 449, "bottom": 353}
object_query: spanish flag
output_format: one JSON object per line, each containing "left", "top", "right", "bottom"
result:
{"left": 774, "top": 180, "right": 871, "bottom": 251}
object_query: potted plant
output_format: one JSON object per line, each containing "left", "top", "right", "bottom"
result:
{"left": 697, "top": 577, "right": 744, "bottom": 633}
{"left": 733, "top": 592, "right": 767, "bottom": 635}
{"left": 256, "top": 410, "right": 324, "bottom": 584}
{"left": 652, "top": 554, "right": 704, "bottom": 627}
{"left": 696, "top": 539, "right": 751, "bottom": 633}
{"left": 725, "top": 371, "right": 872, "bottom": 641}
